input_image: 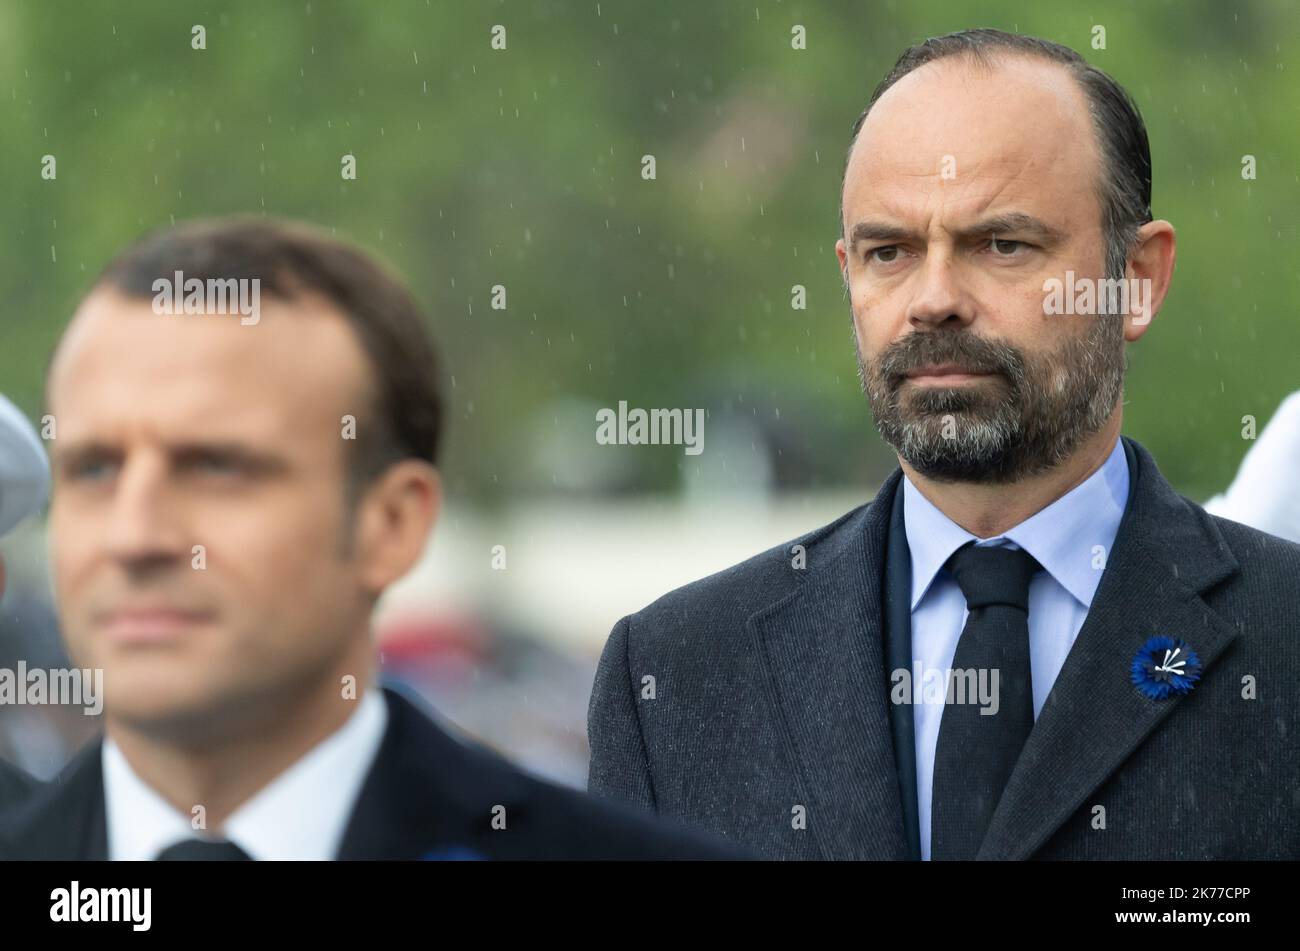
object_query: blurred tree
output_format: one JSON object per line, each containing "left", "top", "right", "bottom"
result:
{"left": 2, "top": 0, "right": 1295, "bottom": 502}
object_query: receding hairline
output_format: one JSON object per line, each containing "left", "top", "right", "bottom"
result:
{"left": 850, "top": 47, "right": 1097, "bottom": 158}
{"left": 841, "top": 48, "right": 1107, "bottom": 231}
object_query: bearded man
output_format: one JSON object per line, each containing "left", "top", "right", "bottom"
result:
{"left": 587, "top": 28, "right": 1300, "bottom": 861}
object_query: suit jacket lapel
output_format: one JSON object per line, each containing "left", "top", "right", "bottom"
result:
{"left": 884, "top": 476, "right": 922, "bottom": 860}
{"left": 7, "top": 691, "right": 466, "bottom": 861}
{"left": 977, "top": 437, "right": 1241, "bottom": 859}
{"left": 336, "top": 687, "right": 455, "bottom": 859}
{"left": 337, "top": 685, "right": 525, "bottom": 860}
{"left": 0, "top": 741, "right": 107, "bottom": 860}
{"left": 749, "top": 470, "right": 910, "bottom": 860}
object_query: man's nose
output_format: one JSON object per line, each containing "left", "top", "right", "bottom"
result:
{"left": 907, "top": 249, "right": 975, "bottom": 330}
{"left": 102, "top": 456, "right": 189, "bottom": 568}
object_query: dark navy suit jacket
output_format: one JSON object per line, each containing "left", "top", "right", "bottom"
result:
{"left": 589, "top": 437, "right": 1300, "bottom": 859}
{"left": 0, "top": 686, "right": 743, "bottom": 860}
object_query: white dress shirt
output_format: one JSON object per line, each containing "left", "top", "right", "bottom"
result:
{"left": 103, "top": 689, "right": 388, "bottom": 860}
{"left": 904, "top": 437, "right": 1130, "bottom": 860}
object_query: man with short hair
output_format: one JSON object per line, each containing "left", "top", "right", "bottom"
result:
{"left": 588, "top": 29, "right": 1300, "bottom": 860}
{"left": 1, "top": 217, "right": 737, "bottom": 860}
{"left": 0, "top": 393, "right": 50, "bottom": 808}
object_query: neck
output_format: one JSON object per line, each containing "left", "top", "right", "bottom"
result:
{"left": 106, "top": 640, "right": 375, "bottom": 831}
{"left": 900, "top": 413, "right": 1122, "bottom": 539}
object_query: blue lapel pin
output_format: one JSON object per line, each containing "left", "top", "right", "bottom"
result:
{"left": 1131, "top": 635, "right": 1202, "bottom": 700}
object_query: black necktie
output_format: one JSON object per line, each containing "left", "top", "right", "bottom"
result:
{"left": 931, "top": 542, "right": 1039, "bottom": 860}
{"left": 154, "top": 838, "right": 253, "bottom": 861}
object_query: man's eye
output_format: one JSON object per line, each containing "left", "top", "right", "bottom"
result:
{"left": 185, "top": 456, "right": 241, "bottom": 475}
{"left": 67, "top": 460, "right": 117, "bottom": 481}
{"left": 869, "top": 245, "right": 901, "bottom": 264}
{"left": 990, "top": 238, "right": 1026, "bottom": 256}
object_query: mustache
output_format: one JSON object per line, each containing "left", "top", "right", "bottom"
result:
{"left": 875, "top": 331, "right": 1028, "bottom": 388}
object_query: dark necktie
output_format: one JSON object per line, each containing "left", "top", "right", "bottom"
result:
{"left": 155, "top": 838, "right": 253, "bottom": 861}
{"left": 931, "top": 541, "right": 1040, "bottom": 860}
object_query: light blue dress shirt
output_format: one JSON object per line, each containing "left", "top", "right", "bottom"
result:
{"left": 904, "top": 437, "right": 1130, "bottom": 860}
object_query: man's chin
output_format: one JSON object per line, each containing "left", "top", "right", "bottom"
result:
{"left": 887, "top": 406, "right": 1011, "bottom": 445}
{"left": 99, "top": 665, "right": 249, "bottom": 741}
{"left": 900, "top": 452, "right": 1020, "bottom": 485}
{"left": 896, "top": 378, "right": 1007, "bottom": 415}
{"left": 881, "top": 417, "right": 1022, "bottom": 484}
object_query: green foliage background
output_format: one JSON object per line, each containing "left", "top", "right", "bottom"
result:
{"left": 3, "top": 0, "right": 1296, "bottom": 502}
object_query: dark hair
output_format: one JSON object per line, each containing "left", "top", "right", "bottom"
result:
{"left": 93, "top": 216, "right": 444, "bottom": 494}
{"left": 844, "top": 28, "right": 1153, "bottom": 281}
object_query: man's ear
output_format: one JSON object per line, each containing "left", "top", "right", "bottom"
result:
{"left": 353, "top": 462, "right": 441, "bottom": 596}
{"left": 1124, "top": 219, "right": 1176, "bottom": 342}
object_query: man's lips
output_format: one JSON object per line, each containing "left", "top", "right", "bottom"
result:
{"left": 903, "top": 364, "right": 997, "bottom": 386}
{"left": 94, "top": 606, "right": 216, "bottom": 645}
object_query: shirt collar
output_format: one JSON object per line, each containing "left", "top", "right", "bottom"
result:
{"left": 903, "top": 437, "right": 1130, "bottom": 610}
{"left": 103, "top": 689, "right": 389, "bottom": 861}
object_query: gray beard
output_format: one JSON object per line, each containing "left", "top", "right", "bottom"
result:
{"left": 856, "top": 314, "right": 1126, "bottom": 484}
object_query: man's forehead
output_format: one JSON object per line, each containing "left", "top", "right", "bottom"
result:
{"left": 48, "top": 289, "right": 370, "bottom": 442}
{"left": 845, "top": 54, "right": 1099, "bottom": 215}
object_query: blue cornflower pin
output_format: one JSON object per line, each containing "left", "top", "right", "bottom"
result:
{"left": 1131, "top": 635, "right": 1202, "bottom": 700}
